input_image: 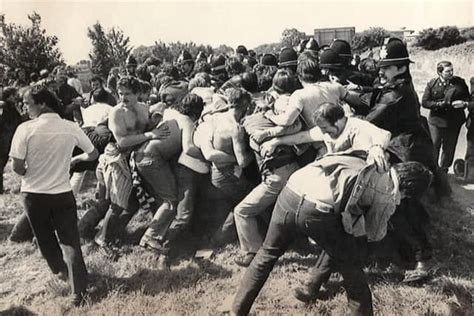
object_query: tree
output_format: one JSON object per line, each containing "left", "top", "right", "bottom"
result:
{"left": 0, "top": 12, "right": 64, "bottom": 80}
{"left": 281, "top": 28, "right": 307, "bottom": 48}
{"left": 351, "top": 27, "right": 391, "bottom": 52}
{"left": 414, "top": 26, "right": 466, "bottom": 50}
{"left": 88, "top": 22, "right": 132, "bottom": 78}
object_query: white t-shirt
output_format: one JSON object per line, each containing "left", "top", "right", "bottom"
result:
{"left": 81, "top": 102, "right": 112, "bottom": 127}
{"left": 289, "top": 81, "right": 347, "bottom": 128}
{"left": 9, "top": 113, "right": 95, "bottom": 194}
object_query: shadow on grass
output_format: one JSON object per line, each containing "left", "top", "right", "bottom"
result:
{"left": 0, "top": 305, "right": 38, "bottom": 316}
{"left": 85, "top": 259, "right": 232, "bottom": 304}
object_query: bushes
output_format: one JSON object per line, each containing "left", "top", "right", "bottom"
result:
{"left": 351, "top": 27, "right": 391, "bottom": 52}
{"left": 414, "top": 26, "right": 466, "bottom": 50}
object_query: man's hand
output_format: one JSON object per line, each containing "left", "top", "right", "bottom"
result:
{"left": 251, "top": 130, "right": 269, "bottom": 144}
{"left": 367, "top": 145, "right": 389, "bottom": 173}
{"left": 346, "top": 80, "right": 360, "bottom": 91}
{"left": 260, "top": 138, "right": 279, "bottom": 157}
{"left": 145, "top": 124, "right": 170, "bottom": 140}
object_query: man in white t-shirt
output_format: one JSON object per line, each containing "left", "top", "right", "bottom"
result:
{"left": 9, "top": 85, "right": 98, "bottom": 306}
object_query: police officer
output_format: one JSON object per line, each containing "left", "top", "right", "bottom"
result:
{"left": 177, "top": 50, "right": 195, "bottom": 81}
{"left": 330, "top": 39, "right": 375, "bottom": 87}
{"left": 421, "top": 61, "right": 470, "bottom": 173}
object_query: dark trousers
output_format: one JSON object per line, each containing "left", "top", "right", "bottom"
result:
{"left": 389, "top": 198, "right": 432, "bottom": 262}
{"left": 429, "top": 123, "right": 463, "bottom": 169}
{"left": 22, "top": 191, "right": 88, "bottom": 296}
{"left": 232, "top": 187, "right": 373, "bottom": 316}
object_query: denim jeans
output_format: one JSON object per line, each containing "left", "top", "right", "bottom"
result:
{"left": 234, "top": 163, "right": 298, "bottom": 253}
{"left": 166, "top": 164, "right": 205, "bottom": 241}
{"left": 210, "top": 165, "right": 255, "bottom": 243}
{"left": 22, "top": 192, "right": 88, "bottom": 296}
{"left": 232, "top": 186, "right": 373, "bottom": 316}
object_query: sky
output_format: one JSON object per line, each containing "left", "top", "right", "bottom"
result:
{"left": 1, "top": 0, "right": 472, "bottom": 63}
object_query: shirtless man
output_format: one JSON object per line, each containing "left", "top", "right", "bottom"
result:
{"left": 198, "top": 88, "right": 255, "bottom": 245}
{"left": 92, "top": 76, "right": 169, "bottom": 247}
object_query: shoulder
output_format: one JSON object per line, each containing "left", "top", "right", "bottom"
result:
{"left": 426, "top": 77, "right": 438, "bottom": 88}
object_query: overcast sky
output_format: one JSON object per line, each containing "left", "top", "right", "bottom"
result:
{"left": 1, "top": 0, "right": 472, "bottom": 63}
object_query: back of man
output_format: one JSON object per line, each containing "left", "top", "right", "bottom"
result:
{"left": 13, "top": 116, "right": 90, "bottom": 193}
{"left": 291, "top": 81, "right": 346, "bottom": 129}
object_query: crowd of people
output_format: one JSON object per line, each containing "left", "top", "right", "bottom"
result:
{"left": 0, "top": 36, "right": 473, "bottom": 314}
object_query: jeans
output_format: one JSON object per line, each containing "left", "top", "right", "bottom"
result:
{"left": 210, "top": 165, "right": 255, "bottom": 243}
{"left": 234, "top": 163, "right": 298, "bottom": 253}
{"left": 429, "top": 123, "right": 462, "bottom": 170}
{"left": 136, "top": 153, "right": 178, "bottom": 242}
{"left": 22, "top": 191, "right": 88, "bottom": 296}
{"left": 166, "top": 164, "right": 205, "bottom": 241}
{"left": 232, "top": 186, "right": 373, "bottom": 316}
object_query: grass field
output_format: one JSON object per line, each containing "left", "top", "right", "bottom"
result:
{"left": 0, "top": 42, "right": 473, "bottom": 315}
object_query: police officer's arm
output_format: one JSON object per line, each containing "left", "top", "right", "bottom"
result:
{"left": 343, "top": 91, "right": 370, "bottom": 116}
{"left": 365, "top": 91, "right": 402, "bottom": 126}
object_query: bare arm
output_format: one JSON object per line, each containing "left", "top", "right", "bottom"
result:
{"left": 71, "top": 148, "right": 99, "bottom": 168}
{"left": 260, "top": 128, "right": 323, "bottom": 157}
{"left": 11, "top": 158, "right": 26, "bottom": 176}
{"left": 264, "top": 106, "right": 301, "bottom": 126}
{"left": 232, "top": 125, "right": 253, "bottom": 167}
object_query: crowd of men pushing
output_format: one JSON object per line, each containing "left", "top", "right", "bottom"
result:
{"left": 1, "top": 36, "right": 473, "bottom": 314}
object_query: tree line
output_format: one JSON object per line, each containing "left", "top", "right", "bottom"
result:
{"left": 1, "top": 12, "right": 472, "bottom": 82}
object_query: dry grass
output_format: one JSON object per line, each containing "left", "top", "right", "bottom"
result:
{"left": 1, "top": 45, "right": 474, "bottom": 315}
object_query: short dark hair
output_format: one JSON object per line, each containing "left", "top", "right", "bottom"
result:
{"left": 272, "top": 69, "right": 296, "bottom": 95}
{"left": 240, "top": 72, "right": 259, "bottom": 93}
{"left": 117, "top": 76, "right": 141, "bottom": 94}
{"left": 437, "top": 60, "right": 452, "bottom": 74}
{"left": 226, "top": 57, "right": 245, "bottom": 76}
{"left": 26, "top": 85, "right": 63, "bottom": 116}
{"left": 176, "top": 93, "right": 204, "bottom": 119}
{"left": 92, "top": 88, "right": 109, "bottom": 104}
{"left": 226, "top": 87, "right": 251, "bottom": 111}
{"left": 194, "top": 61, "right": 212, "bottom": 74}
{"left": 162, "top": 63, "right": 179, "bottom": 80}
{"left": 297, "top": 50, "right": 321, "bottom": 83}
{"left": 2, "top": 86, "right": 18, "bottom": 101}
{"left": 313, "top": 102, "right": 345, "bottom": 125}
{"left": 90, "top": 75, "right": 103, "bottom": 85}
{"left": 393, "top": 161, "right": 433, "bottom": 198}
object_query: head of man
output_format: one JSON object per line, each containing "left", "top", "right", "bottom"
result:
{"left": 226, "top": 87, "right": 252, "bottom": 121}
{"left": 272, "top": 69, "right": 297, "bottom": 95}
{"left": 23, "top": 85, "right": 62, "bottom": 119}
{"left": 392, "top": 161, "right": 432, "bottom": 199}
{"left": 178, "top": 50, "right": 195, "bottom": 76}
{"left": 117, "top": 76, "right": 141, "bottom": 107}
{"left": 176, "top": 93, "right": 205, "bottom": 122}
{"left": 55, "top": 68, "right": 68, "bottom": 86}
{"left": 240, "top": 71, "right": 259, "bottom": 94}
{"left": 437, "top": 61, "right": 454, "bottom": 81}
{"left": 378, "top": 37, "right": 413, "bottom": 84}
{"left": 90, "top": 75, "right": 104, "bottom": 91}
{"left": 126, "top": 55, "right": 138, "bottom": 76}
{"left": 297, "top": 50, "right": 322, "bottom": 84}
{"left": 313, "top": 102, "right": 347, "bottom": 139}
